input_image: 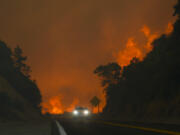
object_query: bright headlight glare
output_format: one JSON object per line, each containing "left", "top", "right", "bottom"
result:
{"left": 84, "top": 110, "right": 89, "bottom": 115}
{"left": 73, "top": 110, "right": 78, "bottom": 115}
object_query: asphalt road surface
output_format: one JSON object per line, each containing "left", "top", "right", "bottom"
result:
{"left": 52, "top": 118, "right": 180, "bottom": 135}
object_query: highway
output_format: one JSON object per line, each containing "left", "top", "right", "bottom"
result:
{"left": 51, "top": 118, "right": 180, "bottom": 135}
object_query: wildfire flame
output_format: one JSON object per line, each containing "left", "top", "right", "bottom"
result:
{"left": 116, "top": 22, "right": 173, "bottom": 67}
{"left": 41, "top": 22, "right": 174, "bottom": 115}
{"left": 116, "top": 37, "right": 143, "bottom": 67}
{"left": 42, "top": 96, "right": 63, "bottom": 114}
{"left": 41, "top": 93, "right": 106, "bottom": 114}
{"left": 165, "top": 22, "right": 174, "bottom": 35}
{"left": 141, "top": 25, "right": 159, "bottom": 51}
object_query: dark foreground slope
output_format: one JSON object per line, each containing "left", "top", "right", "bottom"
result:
{"left": 0, "top": 76, "right": 42, "bottom": 121}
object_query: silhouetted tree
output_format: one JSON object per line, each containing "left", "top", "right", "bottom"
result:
{"left": 13, "top": 45, "right": 31, "bottom": 78}
{"left": 94, "top": 63, "right": 121, "bottom": 87}
{"left": 90, "top": 96, "right": 101, "bottom": 113}
{"left": 0, "top": 41, "right": 14, "bottom": 77}
{"left": 94, "top": 63, "right": 122, "bottom": 114}
{"left": 94, "top": 0, "right": 180, "bottom": 118}
{"left": 0, "top": 41, "right": 42, "bottom": 111}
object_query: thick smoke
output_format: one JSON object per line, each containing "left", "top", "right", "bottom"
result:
{"left": 0, "top": 0, "right": 176, "bottom": 113}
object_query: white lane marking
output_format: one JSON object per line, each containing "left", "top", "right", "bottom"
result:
{"left": 55, "top": 120, "right": 67, "bottom": 135}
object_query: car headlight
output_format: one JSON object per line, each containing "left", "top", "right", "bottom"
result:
{"left": 83, "top": 110, "right": 89, "bottom": 115}
{"left": 73, "top": 110, "right": 79, "bottom": 115}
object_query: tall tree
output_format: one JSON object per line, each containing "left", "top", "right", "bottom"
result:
{"left": 90, "top": 96, "right": 101, "bottom": 113}
{"left": 0, "top": 42, "right": 42, "bottom": 111}
{"left": 0, "top": 41, "right": 14, "bottom": 77}
{"left": 13, "top": 46, "right": 31, "bottom": 78}
{"left": 94, "top": 63, "right": 121, "bottom": 87}
{"left": 94, "top": 0, "right": 180, "bottom": 118}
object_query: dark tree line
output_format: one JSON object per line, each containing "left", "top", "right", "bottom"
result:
{"left": 94, "top": 1, "right": 180, "bottom": 119}
{"left": 0, "top": 42, "right": 42, "bottom": 110}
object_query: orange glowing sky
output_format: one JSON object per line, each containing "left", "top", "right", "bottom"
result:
{"left": 0, "top": 0, "right": 176, "bottom": 114}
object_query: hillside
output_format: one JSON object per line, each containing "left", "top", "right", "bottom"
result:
{"left": 94, "top": 0, "right": 180, "bottom": 122}
{"left": 0, "top": 76, "right": 42, "bottom": 121}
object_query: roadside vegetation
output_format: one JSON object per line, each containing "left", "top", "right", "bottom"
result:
{"left": 0, "top": 42, "right": 42, "bottom": 120}
{"left": 94, "top": 0, "right": 180, "bottom": 121}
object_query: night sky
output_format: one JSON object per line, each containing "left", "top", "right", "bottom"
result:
{"left": 0, "top": 0, "right": 177, "bottom": 113}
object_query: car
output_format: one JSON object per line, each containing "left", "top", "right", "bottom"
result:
{"left": 72, "top": 106, "right": 90, "bottom": 117}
